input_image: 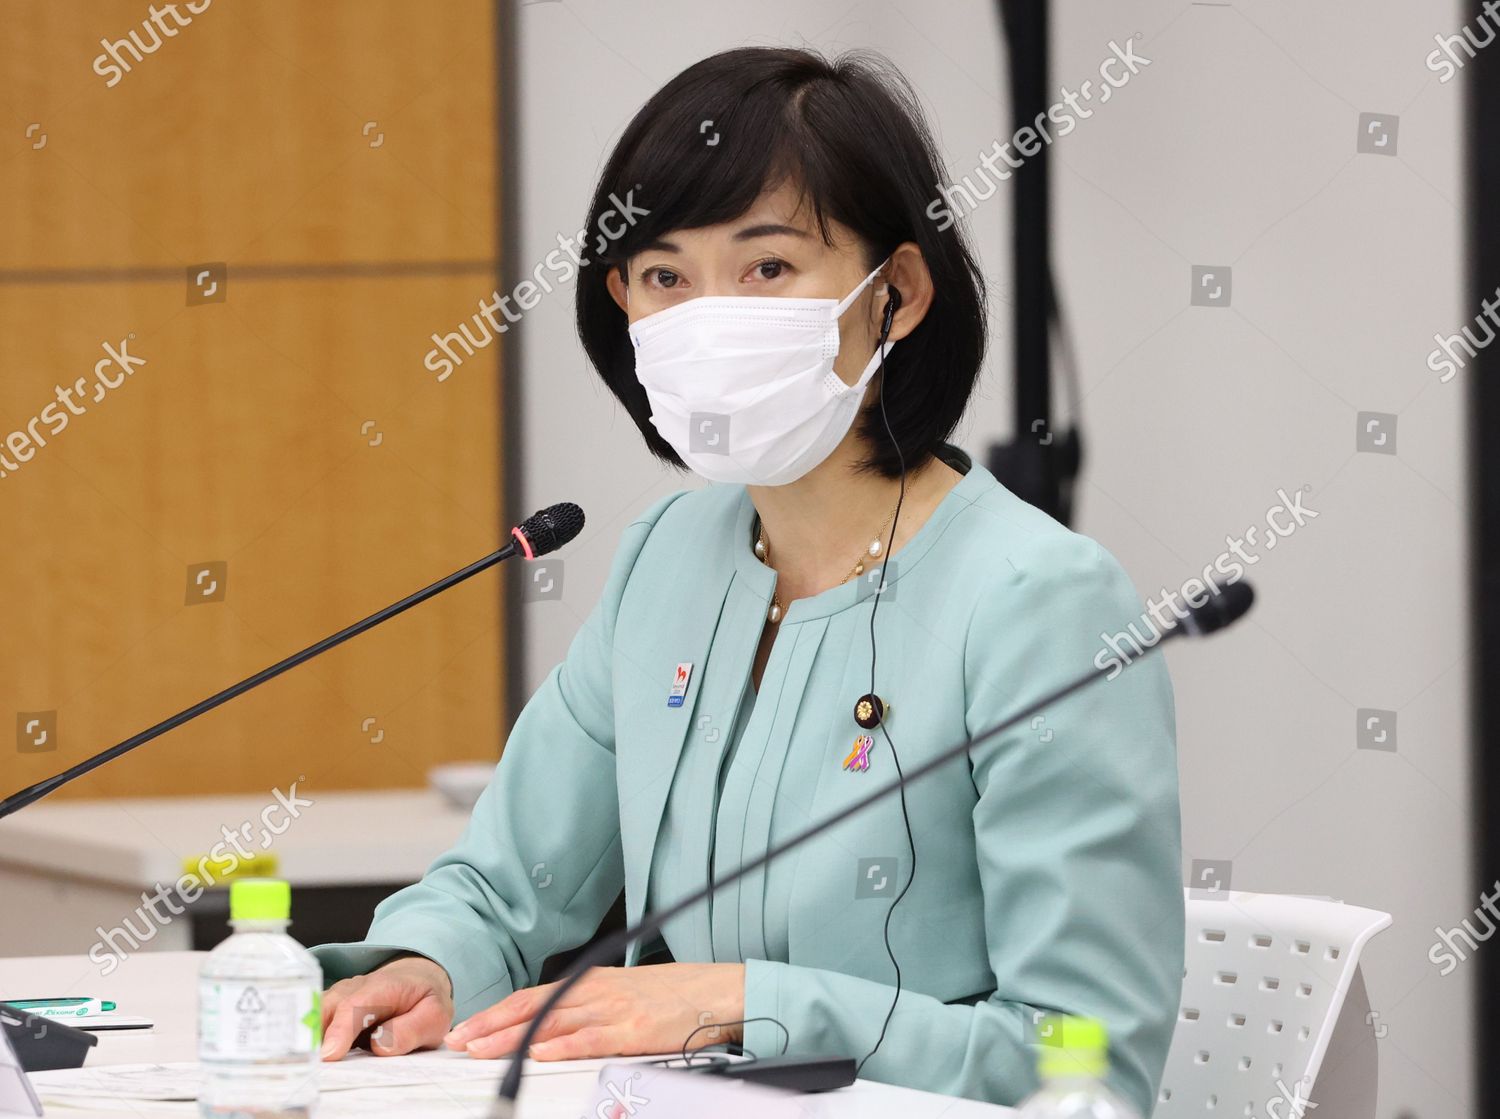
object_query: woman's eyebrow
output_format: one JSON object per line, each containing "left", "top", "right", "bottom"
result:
{"left": 633, "top": 224, "right": 813, "bottom": 255}
{"left": 733, "top": 223, "right": 813, "bottom": 241}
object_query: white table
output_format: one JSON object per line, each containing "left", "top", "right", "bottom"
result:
{"left": 0, "top": 952, "right": 1014, "bottom": 1118}
{"left": 0, "top": 790, "right": 473, "bottom": 956}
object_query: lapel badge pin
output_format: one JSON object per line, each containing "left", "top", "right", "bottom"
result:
{"left": 668, "top": 662, "right": 693, "bottom": 707}
{"left": 843, "top": 734, "right": 874, "bottom": 773}
{"left": 853, "top": 693, "right": 889, "bottom": 730}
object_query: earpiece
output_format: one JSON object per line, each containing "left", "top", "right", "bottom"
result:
{"left": 879, "top": 285, "right": 903, "bottom": 343}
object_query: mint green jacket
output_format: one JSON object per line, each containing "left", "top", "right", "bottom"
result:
{"left": 313, "top": 449, "right": 1183, "bottom": 1114}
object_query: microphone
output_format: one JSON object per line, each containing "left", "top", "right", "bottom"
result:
{"left": 1178, "top": 580, "right": 1253, "bottom": 637}
{"left": 510, "top": 502, "right": 585, "bottom": 559}
{"left": 491, "top": 579, "right": 1256, "bottom": 1115}
{"left": 0, "top": 503, "right": 585, "bottom": 821}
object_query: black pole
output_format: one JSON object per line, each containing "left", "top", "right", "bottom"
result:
{"left": 989, "top": 0, "right": 1081, "bottom": 525}
{"left": 1008, "top": 0, "right": 1050, "bottom": 449}
{"left": 1468, "top": 8, "right": 1499, "bottom": 1113}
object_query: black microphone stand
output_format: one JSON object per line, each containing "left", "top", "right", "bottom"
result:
{"left": 0, "top": 543, "right": 518, "bottom": 820}
{"left": 492, "top": 583, "right": 1255, "bottom": 1115}
{"left": 0, "top": 502, "right": 584, "bottom": 820}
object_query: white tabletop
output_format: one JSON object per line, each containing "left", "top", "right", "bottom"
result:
{"left": 0, "top": 952, "right": 1014, "bottom": 1118}
{"left": 0, "top": 789, "right": 473, "bottom": 889}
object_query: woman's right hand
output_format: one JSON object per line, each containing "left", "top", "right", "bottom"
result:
{"left": 319, "top": 954, "right": 455, "bottom": 1060}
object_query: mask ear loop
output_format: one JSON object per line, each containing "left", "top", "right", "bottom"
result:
{"left": 832, "top": 257, "right": 894, "bottom": 319}
{"left": 856, "top": 271, "right": 915, "bottom": 1077}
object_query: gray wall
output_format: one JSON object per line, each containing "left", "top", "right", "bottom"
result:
{"left": 507, "top": 2, "right": 1469, "bottom": 1113}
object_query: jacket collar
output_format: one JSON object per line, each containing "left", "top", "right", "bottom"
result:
{"left": 730, "top": 443, "right": 985, "bottom": 625}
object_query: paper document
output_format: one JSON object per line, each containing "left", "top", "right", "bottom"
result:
{"left": 28, "top": 1048, "right": 667, "bottom": 1103}
{"left": 69, "top": 1013, "right": 154, "bottom": 1031}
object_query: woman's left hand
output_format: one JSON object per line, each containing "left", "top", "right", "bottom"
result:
{"left": 442, "top": 963, "right": 747, "bottom": 1061}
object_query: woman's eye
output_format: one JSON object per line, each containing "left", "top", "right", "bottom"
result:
{"left": 643, "top": 267, "right": 680, "bottom": 289}
{"left": 753, "top": 259, "right": 787, "bottom": 281}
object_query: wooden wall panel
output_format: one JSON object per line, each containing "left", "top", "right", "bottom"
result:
{"left": 0, "top": 1, "right": 507, "bottom": 800}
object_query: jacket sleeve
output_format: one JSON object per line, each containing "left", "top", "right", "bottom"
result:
{"left": 311, "top": 491, "right": 684, "bottom": 1020}
{"left": 743, "top": 531, "right": 1183, "bottom": 1115}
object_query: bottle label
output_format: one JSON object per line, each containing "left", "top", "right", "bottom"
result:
{"left": 200, "top": 980, "right": 321, "bottom": 1061}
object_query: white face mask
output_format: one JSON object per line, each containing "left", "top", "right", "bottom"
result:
{"left": 626, "top": 261, "right": 894, "bottom": 486}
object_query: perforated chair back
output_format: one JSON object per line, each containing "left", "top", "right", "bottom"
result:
{"left": 1154, "top": 890, "right": 1391, "bottom": 1117}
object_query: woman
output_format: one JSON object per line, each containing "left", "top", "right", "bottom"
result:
{"left": 315, "top": 46, "right": 1182, "bottom": 1113}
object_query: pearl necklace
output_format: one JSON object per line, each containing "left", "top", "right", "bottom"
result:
{"left": 754, "top": 504, "right": 899, "bottom": 624}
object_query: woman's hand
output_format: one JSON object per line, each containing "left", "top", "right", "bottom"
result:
{"left": 320, "top": 954, "right": 455, "bottom": 1060}
{"left": 443, "top": 963, "right": 746, "bottom": 1061}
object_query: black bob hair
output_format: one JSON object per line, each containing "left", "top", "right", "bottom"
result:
{"left": 575, "top": 47, "right": 988, "bottom": 479}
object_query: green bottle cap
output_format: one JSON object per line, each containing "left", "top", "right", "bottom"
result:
{"left": 229, "top": 878, "right": 291, "bottom": 922}
{"left": 1037, "top": 1015, "right": 1110, "bottom": 1080}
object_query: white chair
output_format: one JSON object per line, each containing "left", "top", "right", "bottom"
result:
{"left": 1154, "top": 890, "right": 1391, "bottom": 1119}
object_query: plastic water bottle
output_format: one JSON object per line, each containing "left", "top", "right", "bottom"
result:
{"left": 198, "top": 879, "right": 322, "bottom": 1117}
{"left": 1016, "top": 1016, "right": 1141, "bottom": 1119}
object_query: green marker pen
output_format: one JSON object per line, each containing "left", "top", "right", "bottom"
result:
{"left": 7, "top": 997, "right": 117, "bottom": 1018}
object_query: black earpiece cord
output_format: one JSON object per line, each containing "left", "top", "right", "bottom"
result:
{"left": 857, "top": 287, "right": 915, "bottom": 1077}
{"left": 669, "top": 281, "right": 911, "bottom": 1077}
{"left": 677, "top": 1015, "right": 791, "bottom": 1066}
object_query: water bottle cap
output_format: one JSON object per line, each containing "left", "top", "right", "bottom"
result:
{"left": 1037, "top": 1015, "right": 1109, "bottom": 1079}
{"left": 229, "top": 878, "right": 291, "bottom": 921}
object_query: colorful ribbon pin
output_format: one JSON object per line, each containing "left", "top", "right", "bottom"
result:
{"left": 843, "top": 734, "right": 874, "bottom": 773}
